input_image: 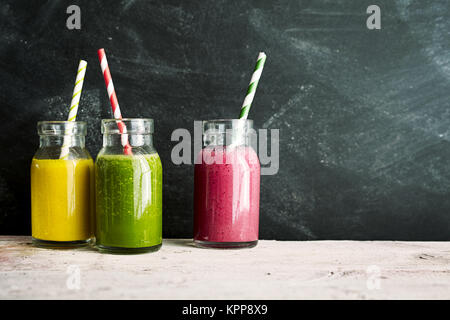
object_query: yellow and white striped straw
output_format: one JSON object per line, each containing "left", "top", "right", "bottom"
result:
{"left": 60, "top": 60, "right": 87, "bottom": 159}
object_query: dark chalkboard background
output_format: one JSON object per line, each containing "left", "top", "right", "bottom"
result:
{"left": 1, "top": 0, "right": 449, "bottom": 240}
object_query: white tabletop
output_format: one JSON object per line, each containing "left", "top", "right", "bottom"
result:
{"left": 0, "top": 236, "right": 449, "bottom": 299}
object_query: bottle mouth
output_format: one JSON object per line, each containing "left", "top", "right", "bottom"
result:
{"left": 101, "top": 118, "right": 154, "bottom": 135}
{"left": 37, "top": 121, "right": 87, "bottom": 136}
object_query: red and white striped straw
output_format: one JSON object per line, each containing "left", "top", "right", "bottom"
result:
{"left": 98, "top": 48, "right": 132, "bottom": 155}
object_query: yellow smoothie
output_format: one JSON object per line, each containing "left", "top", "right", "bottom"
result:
{"left": 31, "top": 158, "right": 94, "bottom": 242}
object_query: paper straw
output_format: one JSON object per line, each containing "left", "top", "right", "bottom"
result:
{"left": 239, "top": 52, "right": 267, "bottom": 119}
{"left": 59, "top": 60, "right": 87, "bottom": 160}
{"left": 97, "top": 48, "right": 132, "bottom": 155}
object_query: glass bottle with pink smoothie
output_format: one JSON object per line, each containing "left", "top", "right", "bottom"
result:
{"left": 194, "top": 119, "right": 260, "bottom": 248}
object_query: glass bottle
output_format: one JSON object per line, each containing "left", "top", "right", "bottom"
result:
{"left": 31, "top": 121, "right": 94, "bottom": 247}
{"left": 194, "top": 119, "right": 260, "bottom": 248}
{"left": 95, "top": 119, "right": 163, "bottom": 253}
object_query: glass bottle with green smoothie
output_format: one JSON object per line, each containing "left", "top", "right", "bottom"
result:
{"left": 95, "top": 119, "right": 162, "bottom": 253}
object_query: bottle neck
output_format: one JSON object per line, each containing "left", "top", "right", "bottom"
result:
{"left": 103, "top": 134, "right": 153, "bottom": 147}
{"left": 202, "top": 119, "right": 255, "bottom": 147}
{"left": 39, "top": 135, "right": 85, "bottom": 148}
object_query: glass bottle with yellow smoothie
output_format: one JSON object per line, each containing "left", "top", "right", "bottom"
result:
{"left": 31, "top": 121, "right": 94, "bottom": 247}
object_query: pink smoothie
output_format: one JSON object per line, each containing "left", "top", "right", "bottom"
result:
{"left": 194, "top": 145, "right": 260, "bottom": 243}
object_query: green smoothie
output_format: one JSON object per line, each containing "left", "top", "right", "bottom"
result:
{"left": 95, "top": 153, "right": 162, "bottom": 252}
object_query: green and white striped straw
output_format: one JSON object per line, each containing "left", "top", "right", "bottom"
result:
{"left": 60, "top": 60, "right": 87, "bottom": 159}
{"left": 239, "top": 52, "right": 266, "bottom": 119}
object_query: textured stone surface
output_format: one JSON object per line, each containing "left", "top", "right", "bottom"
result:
{"left": 0, "top": 236, "right": 449, "bottom": 299}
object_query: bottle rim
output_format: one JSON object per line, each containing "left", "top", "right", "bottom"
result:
{"left": 101, "top": 118, "right": 154, "bottom": 122}
{"left": 101, "top": 118, "right": 154, "bottom": 134}
{"left": 201, "top": 119, "right": 254, "bottom": 134}
{"left": 37, "top": 121, "right": 87, "bottom": 136}
{"left": 199, "top": 119, "right": 253, "bottom": 123}
{"left": 37, "top": 120, "right": 87, "bottom": 125}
